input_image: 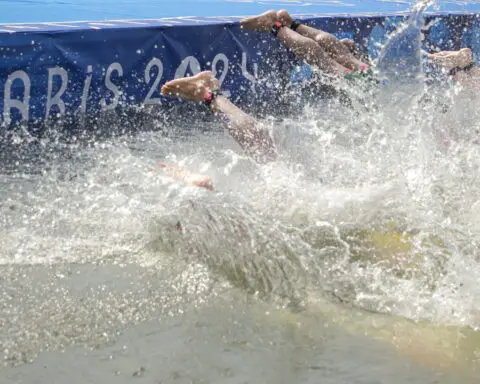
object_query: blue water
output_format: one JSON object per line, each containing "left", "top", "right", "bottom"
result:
{"left": 1, "top": 0, "right": 480, "bottom": 24}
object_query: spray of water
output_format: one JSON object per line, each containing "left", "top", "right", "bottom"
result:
{"left": 1, "top": 0, "right": 479, "bottom": 374}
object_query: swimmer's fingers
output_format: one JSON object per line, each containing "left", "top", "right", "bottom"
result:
{"left": 157, "top": 162, "right": 214, "bottom": 191}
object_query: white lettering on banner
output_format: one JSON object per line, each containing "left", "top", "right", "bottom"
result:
{"left": 45, "top": 67, "right": 68, "bottom": 119}
{"left": 212, "top": 53, "right": 229, "bottom": 87}
{"left": 80, "top": 65, "right": 93, "bottom": 115}
{"left": 102, "top": 62, "right": 123, "bottom": 111}
{"left": 241, "top": 52, "right": 258, "bottom": 87}
{"left": 174, "top": 56, "right": 201, "bottom": 79}
{"left": 4, "top": 70, "right": 30, "bottom": 126}
{"left": 1, "top": 50, "right": 263, "bottom": 125}
{"left": 211, "top": 53, "right": 231, "bottom": 97}
{"left": 144, "top": 58, "right": 164, "bottom": 105}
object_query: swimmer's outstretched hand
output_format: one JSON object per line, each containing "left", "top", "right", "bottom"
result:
{"left": 154, "top": 162, "right": 214, "bottom": 191}
{"left": 161, "top": 71, "right": 220, "bottom": 102}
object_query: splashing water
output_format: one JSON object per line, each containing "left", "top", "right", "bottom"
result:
{"left": 377, "top": 0, "right": 435, "bottom": 83}
{"left": 1, "top": 0, "right": 480, "bottom": 378}
{"left": 2, "top": 76, "right": 479, "bottom": 375}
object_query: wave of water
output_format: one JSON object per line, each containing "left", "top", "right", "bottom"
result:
{"left": 2, "top": 72, "right": 479, "bottom": 329}
{"left": 1, "top": 2, "right": 480, "bottom": 375}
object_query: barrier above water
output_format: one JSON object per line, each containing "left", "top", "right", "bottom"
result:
{"left": 0, "top": 0, "right": 480, "bottom": 131}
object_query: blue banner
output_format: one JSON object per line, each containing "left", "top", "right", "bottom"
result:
{"left": 0, "top": 11, "right": 479, "bottom": 130}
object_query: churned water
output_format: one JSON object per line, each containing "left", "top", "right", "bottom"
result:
{"left": 2, "top": 2, "right": 480, "bottom": 384}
